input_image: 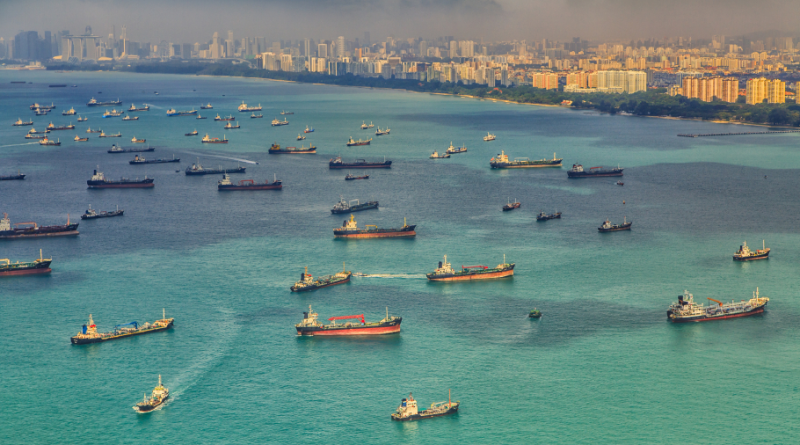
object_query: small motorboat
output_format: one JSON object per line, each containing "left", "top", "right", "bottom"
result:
{"left": 528, "top": 309, "right": 542, "bottom": 319}
{"left": 616, "top": 181, "right": 624, "bottom": 186}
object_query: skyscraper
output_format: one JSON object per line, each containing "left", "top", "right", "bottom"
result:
{"left": 317, "top": 43, "right": 328, "bottom": 58}
{"left": 449, "top": 40, "right": 457, "bottom": 59}
{"left": 336, "top": 36, "right": 345, "bottom": 59}
{"left": 304, "top": 39, "right": 311, "bottom": 59}
{"left": 211, "top": 32, "right": 221, "bottom": 59}
{"left": 419, "top": 40, "right": 427, "bottom": 58}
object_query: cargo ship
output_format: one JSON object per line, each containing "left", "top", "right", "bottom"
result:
{"left": 446, "top": 142, "right": 467, "bottom": 154}
{"left": 430, "top": 151, "right": 450, "bottom": 159}
{"left": 667, "top": 289, "right": 769, "bottom": 323}
{"left": 483, "top": 132, "right": 496, "bottom": 141}
{"left": 185, "top": 160, "right": 245, "bottom": 176}
{"left": 122, "top": 116, "right": 139, "bottom": 121}
{"left": 329, "top": 156, "right": 392, "bottom": 169}
{"left": 0, "top": 249, "right": 52, "bottom": 277}
{"left": 30, "top": 103, "right": 55, "bottom": 110}
{"left": 290, "top": 265, "right": 352, "bottom": 292}
{"left": 0, "top": 171, "right": 25, "bottom": 181}
{"left": 130, "top": 154, "right": 179, "bottom": 164}
{"left": 218, "top": 173, "right": 282, "bottom": 190}
{"left": 375, "top": 127, "right": 390, "bottom": 136}
{"left": 223, "top": 121, "right": 240, "bottom": 129}
{"left": 133, "top": 375, "right": 169, "bottom": 413}
{"left": 297, "top": 134, "right": 306, "bottom": 141}
{"left": 598, "top": 217, "right": 631, "bottom": 232}
{"left": 426, "top": 255, "right": 514, "bottom": 281}
{"left": 47, "top": 122, "right": 75, "bottom": 131}
{"left": 71, "top": 310, "right": 174, "bottom": 345}
{"left": 568, "top": 164, "right": 624, "bottom": 178}
{"left": 490, "top": 151, "right": 562, "bottom": 169}
{"left": 87, "top": 98, "right": 122, "bottom": 107}
{"left": 733, "top": 240, "right": 770, "bottom": 261}
{"left": 271, "top": 118, "right": 289, "bottom": 126}
{"left": 81, "top": 205, "right": 124, "bottom": 219}
{"left": 167, "top": 108, "right": 197, "bottom": 116}
{"left": 331, "top": 197, "right": 379, "bottom": 214}
{"left": 333, "top": 214, "right": 416, "bottom": 238}
{"left": 62, "top": 107, "right": 76, "bottom": 116}
{"left": 102, "top": 109, "right": 123, "bottom": 118}
{"left": 391, "top": 391, "right": 459, "bottom": 421}
{"left": 215, "top": 114, "right": 235, "bottom": 121}
{"left": 304, "top": 126, "right": 314, "bottom": 133}
{"left": 108, "top": 144, "right": 155, "bottom": 153}
{"left": 128, "top": 104, "right": 150, "bottom": 112}
{"left": 251, "top": 113, "right": 263, "bottom": 119}
{"left": 296, "top": 306, "right": 402, "bottom": 336}
{"left": 238, "top": 101, "right": 262, "bottom": 112}
{"left": 98, "top": 131, "right": 122, "bottom": 138}
{"left": 345, "top": 173, "right": 369, "bottom": 180}
{"left": 25, "top": 132, "right": 47, "bottom": 140}
{"left": 28, "top": 127, "right": 49, "bottom": 135}
{"left": 281, "top": 110, "right": 294, "bottom": 115}
{"left": 346, "top": 137, "right": 371, "bottom": 146}
{"left": 268, "top": 143, "right": 316, "bottom": 154}
{"left": 39, "top": 137, "right": 61, "bottom": 146}
{"left": 502, "top": 199, "right": 520, "bottom": 211}
{"left": 13, "top": 118, "right": 33, "bottom": 126}
{"left": 86, "top": 127, "right": 101, "bottom": 133}
{"left": 200, "top": 103, "right": 213, "bottom": 109}
{"left": 87, "top": 169, "right": 154, "bottom": 189}
{"left": 536, "top": 211, "right": 562, "bottom": 221}
{"left": 185, "top": 130, "right": 198, "bottom": 136}
{"left": 0, "top": 213, "right": 79, "bottom": 239}
{"left": 74, "top": 135, "right": 89, "bottom": 142}
{"left": 77, "top": 115, "right": 87, "bottom": 122}
{"left": 131, "top": 136, "right": 146, "bottom": 143}
{"left": 201, "top": 134, "right": 228, "bottom": 144}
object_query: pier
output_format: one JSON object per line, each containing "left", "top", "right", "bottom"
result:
{"left": 678, "top": 130, "right": 800, "bottom": 138}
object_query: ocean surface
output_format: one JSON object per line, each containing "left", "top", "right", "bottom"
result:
{"left": 1, "top": 71, "right": 799, "bottom": 444}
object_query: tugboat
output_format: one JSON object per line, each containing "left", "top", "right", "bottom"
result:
{"left": 0, "top": 212, "right": 79, "bottom": 239}
{"left": 133, "top": 375, "right": 169, "bottom": 414}
{"left": 568, "top": 164, "right": 624, "bottom": 178}
{"left": 345, "top": 173, "right": 369, "bottom": 180}
{"left": 237, "top": 101, "right": 262, "bottom": 112}
{"left": 201, "top": 134, "right": 228, "bottom": 144}
{"left": 61, "top": 107, "right": 76, "bottom": 116}
{"left": 218, "top": 173, "right": 282, "bottom": 191}
{"left": 733, "top": 241, "right": 770, "bottom": 261}
{"left": 71, "top": 310, "right": 174, "bottom": 345}
{"left": 215, "top": 114, "right": 235, "bottom": 121}
{"left": 130, "top": 154, "right": 179, "bottom": 164}
{"left": 667, "top": 289, "right": 769, "bottom": 323}
{"left": 346, "top": 137, "right": 371, "bottom": 146}
{"left": 297, "top": 134, "right": 306, "bottom": 141}
{"left": 391, "top": 391, "right": 459, "bottom": 421}
{"left": 47, "top": 122, "right": 76, "bottom": 131}
{"left": 329, "top": 156, "right": 391, "bottom": 169}
{"left": 0, "top": 171, "right": 25, "bottom": 181}
{"left": 185, "top": 159, "right": 245, "bottom": 176}
{"left": 483, "top": 132, "right": 496, "bottom": 141}
{"left": 101, "top": 109, "right": 123, "bottom": 118}
{"left": 430, "top": 151, "right": 450, "bottom": 159}
{"left": 74, "top": 135, "right": 89, "bottom": 142}
{"left": 446, "top": 142, "right": 467, "bottom": 154}
{"left": 490, "top": 151, "right": 562, "bottom": 169}
{"left": 87, "top": 169, "right": 155, "bottom": 189}
{"left": 296, "top": 306, "right": 401, "bottom": 336}
{"left": 185, "top": 130, "right": 198, "bottom": 136}
{"left": 290, "top": 264, "right": 352, "bottom": 292}
{"left": 166, "top": 108, "right": 197, "bottom": 116}
{"left": 536, "top": 211, "right": 562, "bottom": 221}
{"left": 502, "top": 199, "right": 521, "bottom": 211}
{"left": 271, "top": 117, "right": 289, "bottom": 126}
{"left": 528, "top": 308, "right": 542, "bottom": 318}
{"left": 331, "top": 197, "right": 379, "bottom": 214}
{"left": 426, "top": 255, "right": 514, "bottom": 281}
{"left": 13, "top": 118, "right": 33, "bottom": 126}
{"left": 39, "top": 136, "right": 61, "bottom": 146}
{"left": 304, "top": 125, "right": 314, "bottom": 133}
{"left": 122, "top": 115, "right": 139, "bottom": 121}
{"left": 375, "top": 127, "right": 390, "bottom": 136}
{"left": 268, "top": 143, "right": 316, "bottom": 154}
{"left": 107, "top": 144, "right": 155, "bottom": 154}
{"left": 333, "top": 214, "right": 416, "bottom": 238}
{"left": 598, "top": 217, "right": 631, "bottom": 232}
{"left": 81, "top": 204, "right": 124, "bottom": 219}
{"left": 131, "top": 136, "right": 146, "bottom": 143}
{"left": 200, "top": 103, "right": 213, "bottom": 109}
{"left": 224, "top": 121, "right": 240, "bottom": 129}
{"left": 251, "top": 113, "right": 263, "bottom": 119}
{"left": 0, "top": 249, "right": 52, "bottom": 277}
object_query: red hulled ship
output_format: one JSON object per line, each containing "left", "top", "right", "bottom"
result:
{"left": 296, "top": 306, "right": 402, "bottom": 336}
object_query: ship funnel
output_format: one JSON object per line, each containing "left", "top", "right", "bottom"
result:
{"left": 439, "top": 261, "right": 443, "bottom": 268}
{"left": 93, "top": 169, "right": 97, "bottom": 175}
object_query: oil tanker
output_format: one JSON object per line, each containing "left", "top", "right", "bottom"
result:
{"left": 268, "top": 143, "right": 316, "bottom": 154}
{"left": 291, "top": 265, "right": 352, "bottom": 292}
{"left": 87, "top": 169, "right": 154, "bottom": 188}
{"left": 185, "top": 160, "right": 245, "bottom": 176}
{"left": 87, "top": 97, "right": 122, "bottom": 107}
{"left": 667, "top": 289, "right": 768, "bottom": 323}
{"left": 296, "top": 306, "right": 402, "bottom": 336}
{"left": 333, "top": 214, "right": 416, "bottom": 238}
{"left": 733, "top": 241, "right": 770, "bottom": 261}
{"left": 0, "top": 213, "right": 79, "bottom": 239}
{"left": 391, "top": 392, "right": 459, "bottom": 421}
{"left": 490, "top": 151, "right": 562, "bottom": 168}
{"left": 568, "top": 164, "right": 623, "bottom": 178}
{"left": 70, "top": 310, "right": 174, "bottom": 344}
{"left": 0, "top": 250, "right": 52, "bottom": 277}
{"left": 329, "top": 156, "right": 392, "bottom": 169}
{"left": 426, "top": 255, "right": 514, "bottom": 281}
{"left": 218, "top": 173, "right": 282, "bottom": 191}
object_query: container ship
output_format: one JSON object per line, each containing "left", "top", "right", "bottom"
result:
{"left": 185, "top": 160, "right": 245, "bottom": 176}
{"left": 296, "top": 306, "right": 402, "bottom": 336}
{"left": 166, "top": 108, "right": 197, "bottom": 116}
{"left": 87, "top": 169, "right": 154, "bottom": 188}
{"left": 733, "top": 241, "right": 770, "bottom": 261}
{"left": 0, "top": 213, "right": 79, "bottom": 239}
{"left": 346, "top": 137, "right": 371, "bottom": 146}
{"left": 333, "top": 214, "right": 416, "bottom": 238}
{"left": 426, "top": 255, "right": 514, "bottom": 281}
{"left": 108, "top": 144, "right": 155, "bottom": 153}
{"left": 133, "top": 375, "right": 169, "bottom": 413}
{"left": 238, "top": 101, "right": 262, "bottom": 112}
{"left": 490, "top": 151, "right": 562, "bottom": 169}
{"left": 568, "top": 164, "right": 623, "bottom": 178}
{"left": 391, "top": 392, "right": 459, "bottom": 421}
{"left": 329, "top": 156, "right": 392, "bottom": 169}
{"left": 130, "top": 154, "right": 179, "bottom": 164}
{"left": 598, "top": 217, "right": 631, "bottom": 232}
{"left": 71, "top": 310, "right": 174, "bottom": 345}
{"left": 81, "top": 205, "right": 124, "bottom": 219}
{"left": 218, "top": 173, "right": 282, "bottom": 190}
{"left": 87, "top": 98, "right": 122, "bottom": 107}
{"left": 0, "top": 249, "right": 52, "bottom": 277}
{"left": 268, "top": 143, "right": 316, "bottom": 154}
{"left": 290, "top": 265, "right": 352, "bottom": 292}
{"left": 0, "top": 171, "right": 25, "bottom": 181}
{"left": 667, "top": 289, "right": 768, "bottom": 323}
{"left": 331, "top": 197, "right": 379, "bottom": 214}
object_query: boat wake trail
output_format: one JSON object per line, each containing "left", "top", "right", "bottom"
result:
{"left": 0, "top": 142, "right": 39, "bottom": 148}
{"left": 183, "top": 151, "right": 259, "bottom": 165}
{"left": 353, "top": 273, "right": 426, "bottom": 279}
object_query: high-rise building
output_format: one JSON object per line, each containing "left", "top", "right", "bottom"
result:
{"left": 449, "top": 40, "right": 457, "bottom": 59}
{"left": 746, "top": 78, "right": 767, "bottom": 104}
{"left": 211, "top": 32, "right": 221, "bottom": 59}
{"left": 532, "top": 72, "right": 558, "bottom": 89}
{"left": 459, "top": 40, "right": 474, "bottom": 58}
{"left": 767, "top": 79, "right": 785, "bottom": 103}
{"left": 304, "top": 39, "right": 311, "bottom": 59}
{"left": 596, "top": 71, "right": 646, "bottom": 94}
{"left": 419, "top": 41, "right": 427, "bottom": 59}
{"left": 336, "top": 36, "right": 345, "bottom": 59}
{"left": 317, "top": 43, "right": 327, "bottom": 58}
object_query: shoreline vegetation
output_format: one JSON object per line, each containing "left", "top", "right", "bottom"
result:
{"left": 48, "top": 62, "right": 800, "bottom": 127}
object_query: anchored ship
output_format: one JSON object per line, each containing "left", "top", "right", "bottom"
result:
{"left": 347, "top": 137, "right": 371, "bottom": 146}
{"left": 74, "top": 135, "right": 89, "bottom": 142}
{"left": 39, "top": 136, "right": 61, "bottom": 146}
{"left": 87, "top": 97, "right": 122, "bottom": 107}
{"left": 133, "top": 375, "right": 169, "bottom": 413}
{"left": 446, "top": 142, "right": 467, "bottom": 154}
{"left": 128, "top": 104, "right": 150, "bottom": 112}
{"left": 215, "top": 114, "right": 235, "bottom": 121}
{"left": 733, "top": 240, "right": 770, "bottom": 261}
{"left": 667, "top": 289, "right": 768, "bottom": 323}
{"left": 130, "top": 154, "right": 179, "bottom": 164}
{"left": 61, "top": 107, "right": 76, "bottom": 116}
{"left": 304, "top": 126, "right": 314, "bottom": 133}
{"left": 290, "top": 265, "right": 352, "bottom": 292}
{"left": 251, "top": 113, "right": 263, "bottom": 119}
{"left": 167, "top": 108, "right": 197, "bottom": 116}
{"left": 185, "top": 159, "right": 245, "bottom": 176}
{"left": 13, "top": 118, "right": 33, "bottom": 126}
{"left": 81, "top": 204, "right": 124, "bottom": 219}
{"left": 0, "top": 213, "right": 79, "bottom": 239}
{"left": 426, "top": 255, "right": 514, "bottom": 281}
{"left": 296, "top": 306, "right": 401, "bottom": 336}
{"left": 102, "top": 109, "right": 123, "bottom": 118}
{"left": 71, "top": 309, "right": 174, "bottom": 345}
{"left": 329, "top": 156, "right": 391, "bottom": 169}
{"left": 281, "top": 110, "right": 294, "bottom": 115}
{"left": 122, "top": 116, "right": 139, "bottom": 121}
{"left": 0, "top": 171, "right": 25, "bottom": 181}
{"left": 391, "top": 391, "right": 459, "bottom": 421}
{"left": 502, "top": 199, "right": 520, "bottom": 211}
{"left": 430, "top": 151, "right": 450, "bottom": 159}
{"left": 218, "top": 173, "right": 282, "bottom": 190}
{"left": 334, "top": 214, "right": 416, "bottom": 238}
{"left": 87, "top": 169, "right": 154, "bottom": 188}
{"left": 200, "top": 103, "right": 213, "bottom": 109}
{"left": 331, "top": 197, "right": 379, "bottom": 214}
{"left": 268, "top": 143, "right": 316, "bottom": 154}
{"left": 345, "top": 173, "right": 369, "bottom": 180}
{"left": 271, "top": 117, "right": 289, "bottom": 126}
{"left": 568, "top": 164, "right": 623, "bottom": 178}
{"left": 598, "top": 217, "right": 631, "bottom": 232}
{"left": 131, "top": 136, "right": 146, "bottom": 143}
{"left": 98, "top": 131, "right": 122, "bottom": 138}
{"left": 108, "top": 144, "right": 155, "bottom": 153}
{"left": 536, "top": 211, "right": 562, "bottom": 221}
{"left": 0, "top": 249, "right": 52, "bottom": 277}
{"left": 185, "top": 130, "right": 198, "bottom": 136}
{"left": 490, "top": 151, "right": 562, "bottom": 169}
{"left": 47, "top": 122, "right": 75, "bottom": 131}
{"left": 224, "top": 121, "right": 240, "bottom": 129}
{"left": 375, "top": 127, "right": 390, "bottom": 136}
{"left": 483, "top": 132, "right": 496, "bottom": 141}
{"left": 201, "top": 134, "right": 228, "bottom": 144}
{"left": 238, "top": 101, "right": 262, "bottom": 112}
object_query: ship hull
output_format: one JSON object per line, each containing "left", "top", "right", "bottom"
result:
{"left": 598, "top": 223, "right": 632, "bottom": 232}
{"left": 81, "top": 211, "right": 124, "bottom": 219}
{"left": 733, "top": 253, "right": 769, "bottom": 261}
{"left": 331, "top": 203, "right": 379, "bottom": 214}
{"left": 0, "top": 175, "right": 26, "bottom": 181}
{"left": 491, "top": 161, "right": 562, "bottom": 169}
{"left": 297, "top": 319, "right": 401, "bottom": 336}
{"left": 186, "top": 167, "right": 245, "bottom": 176}
{"left": 392, "top": 404, "right": 459, "bottom": 421}
{"left": 134, "top": 396, "right": 168, "bottom": 413}
{"left": 269, "top": 150, "right": 316, "bottom": 154}
{"left": 568, "top": 171, "right": 624, "bottom": 178}
{"left": 330, "top": 163, "right": 391, "bottom": 169}
{"left": 88, "top": 180, "right": 154, "bottom": 189}
{"left": 219, "top": 184, "right": 282, "bottom": 191}
{"left": 0, "top": 225, "right": 79, "bottom": 240}
{"left": 427, "top": 266, "right": 514, "bottom": 282}
{"left": 334, "top": 227, "right": 416, "bottom": 238}
{"left": 71, "top": 320, "right": 174, "bottom": 344}
{"left": 668, "top": 305, "right": 766, "bottom": 323}
{"left": 0, "top": 263, "right": 52, "bottom": 277}
{"left": 291, "top": 275, "right": 351, "bottom": 292}
{"left": 347, "top": 142, "right": 371, "bottom": 146}
{"left": 108, "top": 148, "right": 155, "bottom": 153}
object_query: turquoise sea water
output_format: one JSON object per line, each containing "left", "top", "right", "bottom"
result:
{"left": 2, "top": 71, "right": 800, "bottom": 444}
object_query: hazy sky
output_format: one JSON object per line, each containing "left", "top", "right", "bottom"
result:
{"left": 1, "top": 0, "right": 798, "bottom": 43}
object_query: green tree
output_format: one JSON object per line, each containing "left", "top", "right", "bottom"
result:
{"left": 768, "top": 108, "right": 792, "bottom": 125}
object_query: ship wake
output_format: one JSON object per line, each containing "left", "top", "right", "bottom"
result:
{"left": 183, "top": 151, "right": 259, "bottom": 165}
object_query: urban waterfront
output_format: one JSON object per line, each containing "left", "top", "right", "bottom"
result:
{"left": 2, "top": 71, "right": 800, "bottom": 443}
